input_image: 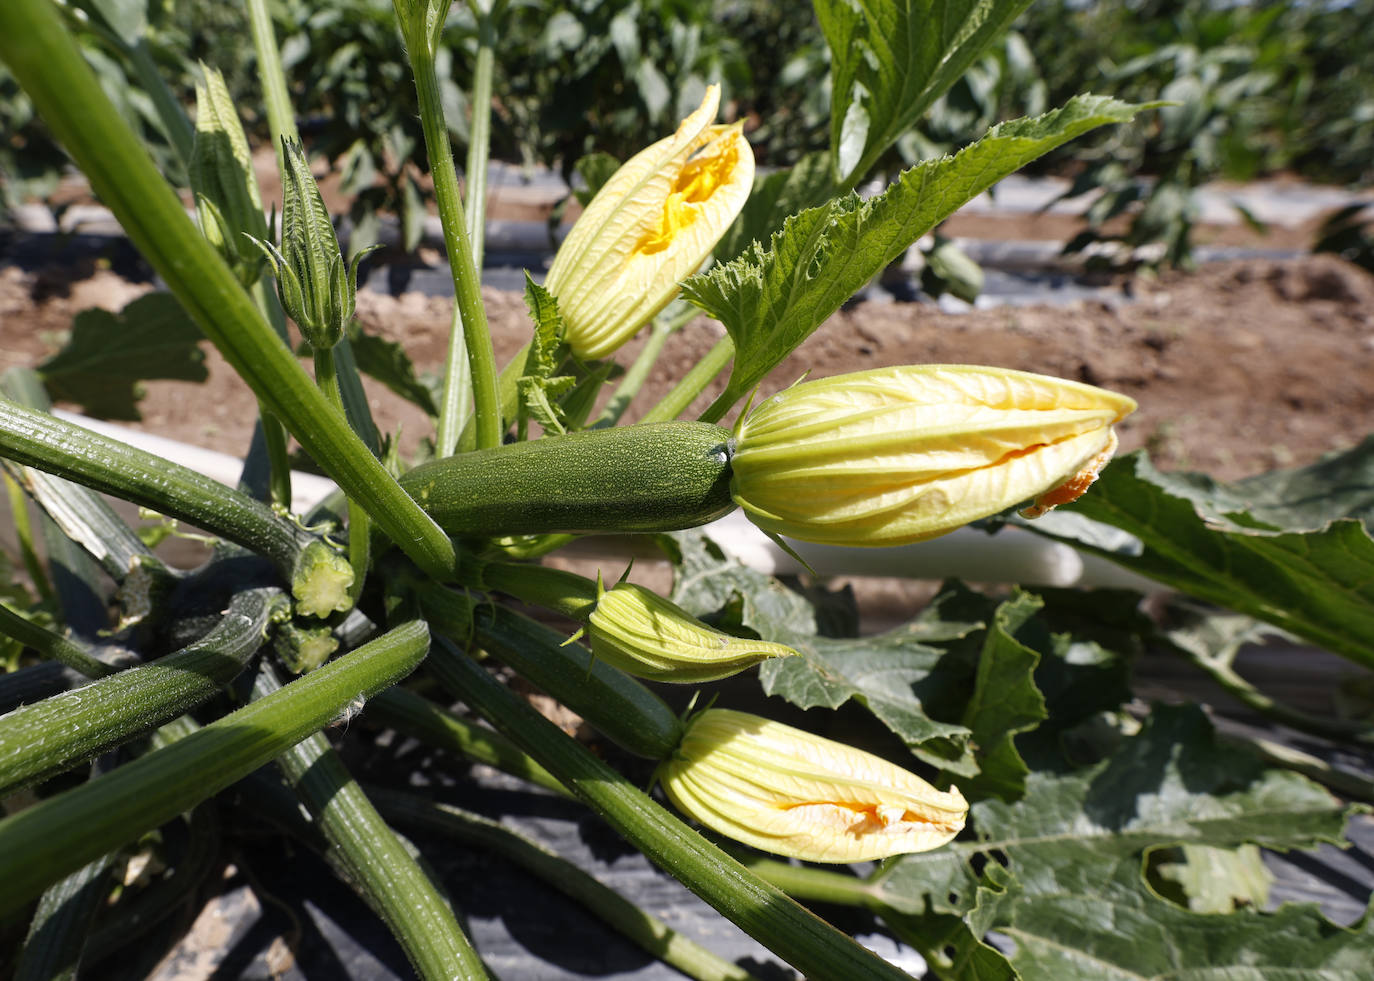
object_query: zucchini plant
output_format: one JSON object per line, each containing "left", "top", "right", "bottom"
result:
{"left": 2, "top": 2, "right": 1371, "bottom": 979}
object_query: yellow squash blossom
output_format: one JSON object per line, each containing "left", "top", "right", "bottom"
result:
{"left": 545, "top": 85, "right": 754, "bottom": 360}
{"left": 658, "top": 709, "right": 967, "bottom": 863}
{"left": 586, "top": 577, "right": 796, "bottom": 683}
{"left": 729, "top": 364, "right": 1136, "bottom": 547}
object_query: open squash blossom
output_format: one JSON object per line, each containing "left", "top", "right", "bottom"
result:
{"left": 587, "top": 577, "right": 796, "bottom": 683}
{"left": 544, "top": 85, "right": 754, "bottom": 360}
{"left": 658, "top": 709, "right": 967, "bottom": 863}
{"left": 730, "top": 364, "right": 1137, "bottom": 547}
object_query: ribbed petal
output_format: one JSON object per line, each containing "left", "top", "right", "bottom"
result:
{"left": 659, "top": 710, "right": 967, "bottom": 863}
{"left": 731, "top": 365, "right": 1136, "bottom": 546}
{"left": 546, "top": 85, "right": 754, "bottom": 359}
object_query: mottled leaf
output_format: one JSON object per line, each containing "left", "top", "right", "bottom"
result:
{"left": 1025, "top": 447, "right": 1374, "bottom": 668}
{"left": 870, "top": 706, "right": 1359, "bottom": 979}
{"left": 668, "top": 531, "right": 1031, "bottom": 775}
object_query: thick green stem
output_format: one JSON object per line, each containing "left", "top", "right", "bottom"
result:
{"left": 457, "top": 340, "right": 530, "bottom": 453}
{"left": 3, "top": 471, "right": 53, "bottom": 604}
{"left": 2, "top": 368, "right": 152, "bottom": 583}
{"left": 430, "top": 10, "right": 499, "bottom": 455}
{"left": 244, "top": 0, "right": 301, "bottom": 164}
{"left": 732, "top": 855, "right": 881, "bottom": 908}
{"left": 366, "top": 686, "right": 567, "bottom": 796}
{"left": 427, "top": 637, "right": 917, "bottom": 981}
{"left": 0, "top": 0, "right": 455, "bottom": 581}
{"left": 126, "top": 39, "right": 194, "bottom": 168}
{"left": 14, "top": 818, "right": 116, "bottom": 981}
{"left": 0, "top": 602, "right": 115, "bottom": 679}
{"left": 0, "top": 397, "right": 309, "bottom": 581}
{"left": 464, "top": 13, "right": 496, "bottom": 272}
{"left": 639, "top": 337, "right": 735, "bottom": 425}
{"left": 593, "top": 313, "right": 678, "bottom": 428}
{"left": 0, "top": 620, "right": 430, "bottom": 916}
{"left": 417, "top": 582, "right": 682, "bottom": 759}
{"left": 0, "top": 585, "right": 285, "bottom": 796}
{"left": 375, "top": 789, "right": 765, "bottom": 981}
{"left": 314, "top": 349, "right": 371, "bottom": 603}
{"left": 248, "top": 277, "right": 295, "bottom": 508}
{"left": 1220, "top": 729, "right": 1374, "bottom": 803}
{"left": 243, "top": 0, "right": 303, "bottom": 509}
{"left": 406, "top": 44, "right": 501, "bottom": 452}
{"left": 255, "top": 666, "right": 488, "bottom": 981}
{"left": 477, "top": 561, "right": 598, "bottom": 619}
{"left": 1178, "top": 646, "right": 1374, "bottom": 747}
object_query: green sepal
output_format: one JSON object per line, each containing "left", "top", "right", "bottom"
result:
{"left": 277, "top": 137, "right": 354, "bottom": 349}
{"left": 189, "top": 64, "right": 269, "bottom": 286}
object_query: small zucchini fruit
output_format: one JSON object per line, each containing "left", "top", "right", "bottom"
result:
{"left": 400, "top": 422, "right": 736, "bottom": 537}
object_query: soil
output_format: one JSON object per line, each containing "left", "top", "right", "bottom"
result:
{"left": 4, "top": 236, "right": 1373, "bottom": 483}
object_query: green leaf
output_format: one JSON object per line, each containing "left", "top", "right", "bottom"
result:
{"left": 681, "top": 96, "right": 1146, "bottom": 412}
{"left": 714, "top": 151, "right": 834, "bottom": 263}
{"left": 667, "top": 531, "right": 1045, "bottom": 777}
{"left": 870, "top": 705, "right": 1362, "bottom": 979}
{"left": 38, "top": 292, "right": 206, "bottom": 420}
{"left": 1148, "top": 843, "right": 1274, "bottom": 915}
{"left": 815, "top": 0, "right": 1034, "bottom": 183}
{"left": 573, "top": 151, "right": 621, "bottom": 206}
{"left": 1024, "top": 446, "right": 1374, "bottom": 668}
{"left": 518, "top": 275, "right": 575, "bottom": 437}
{"left": 71, "top": 0, "right": 147, "bottom": 48}
{"left": 348, "top": 326, "right": 440, "bottom": 416}
{"left": 956, "top": 591, "right": 1046, "bottom": 801}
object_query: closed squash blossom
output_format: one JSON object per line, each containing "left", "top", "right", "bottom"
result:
{"left": 730, "top": 364, "right": 1136, "bottom": 547}
{"left": 587, "top": 579, "right": 796, "bottom": 683}
{"left": 545, "top": 84, "right": 754, "bottom": 360}
{"left": 658, "top": 709, "right": 967, "bottom": 863}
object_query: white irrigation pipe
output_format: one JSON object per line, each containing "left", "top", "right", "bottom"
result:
{"left": 49, "top": 412, "right": 1158, "bottom": 590}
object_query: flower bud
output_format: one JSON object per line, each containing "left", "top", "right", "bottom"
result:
{"left": 730, "top": 364, "right": 1136, "bottom": 547}
{"left": 545, "top": 85, "right": 754, "bottom": 360}
{"left": 658, "top": 709, "right": 967, "bottom": 863}
{"left": 190, "top": 65, "right": 269, "bottom": 286}
{"left": 247, "top": 139, "right": 371, "bottom": 350}
{"left": 587, "top": 578, "right": 796, "bottom": 683}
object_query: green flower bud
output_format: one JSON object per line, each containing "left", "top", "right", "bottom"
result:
{"left": 586, "top": 577, "right": 796, "bottom": 683}
{"left": 658, "top": 709, "right": 967, "bottom": 863}
{"left": 189, "top": 65, "right": 269, "bottom": 286}
{"left": 730, "top": 364, "right": 1137, "bottom": 547}
{"left": 248, "top": 139, "right": 370, "bottom": 350}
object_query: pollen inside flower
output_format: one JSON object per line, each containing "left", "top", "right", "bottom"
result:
{"left": 635, "top": 134, "right": 740, "bottom": 255}
{"left": 780, "top": 799, "right": 955, "bottom": 838}
{"left": 1019, "top": 428, "right": 1119, "bottom": 519}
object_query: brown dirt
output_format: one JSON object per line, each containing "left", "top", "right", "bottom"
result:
{"left": 3, "top": 246, "right": 1373, "bottom": 482}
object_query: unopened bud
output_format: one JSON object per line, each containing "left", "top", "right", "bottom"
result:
{"left": 586, "top": 577, "right": 795, "bottom": 683}
{"left": 190, "top": 65, "right": 269, "bottom": 286}
{"left": 658, "top": 709, "right": 967, "bottom": 862}
{"left": 730, "top": 364, "right": 1136, "bottom": 546}
{"left": 247, "top": 139, "right": 371, "bottom": 349}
